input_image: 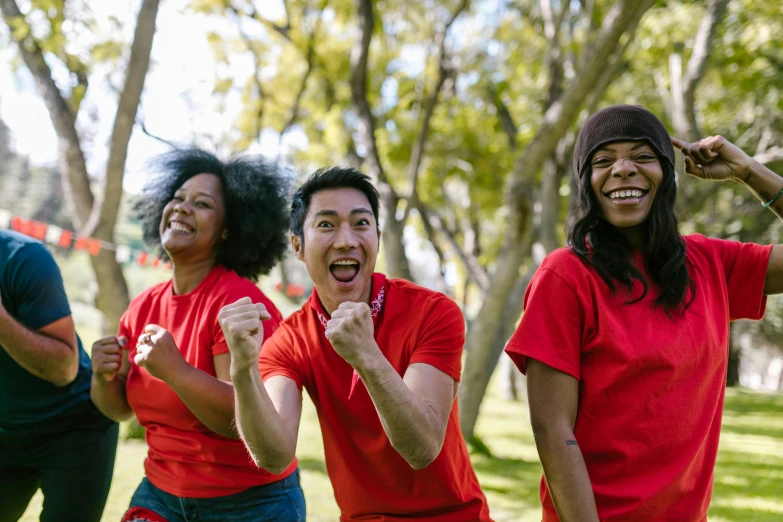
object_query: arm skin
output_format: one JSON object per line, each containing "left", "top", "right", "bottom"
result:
{"left": 353, "top": 357, "right": 457, "bottom": 470}
{"left": 326, "top": 301, "right": 456, "bottom": 470}
{"left": 0, "top": 312, "right": 79, "bottom": 387}
{"left": 527, "top": 358, "right": 600, "bottom": 522}
{"left": 672, "top": 135, "right": 783, "bottom": 295}
{"left": 133, "top": 326, "right": 240, "bottom": 439}
{"left": 90, "top": 336, "right": 134, "bottom": 422}
{"left": 737, "top": 161, "right": 783, "bottom": 295}
{"left": 219, "top": 298, "right": 302, "bottom": 473}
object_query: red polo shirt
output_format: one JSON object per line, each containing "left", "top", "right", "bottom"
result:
{"left": 259, "top": 273, "right": 491, "bottom": 521}
{"left": 119, "top": 265, "right": 297, "bottom": 498}
{"left": 505, "top": 234, "right": 772, "bottom": 521}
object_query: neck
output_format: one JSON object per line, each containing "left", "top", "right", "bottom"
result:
{"left": 171, "top": 257, "right": 218, "bottom": 295}
{"left": 619, "top": 225, "right": 646, "bottom": 249}
{"left": 320, "top": 281, "right": 373, "bottom": 316}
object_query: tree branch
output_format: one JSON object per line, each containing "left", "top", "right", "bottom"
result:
{"left": 88, "top": 0, "right": 160, "bottom": 240}
{"left": 754, "top": 146, "right": 783, "bottom": 165}
{"left": 138, "top": 116, "right": 180, "bottom": 149}
{"left": 488, "top": 85, "right": 517, "bottom": 148}
{"left": 681, "top": 0, "right": 730, "bottom": 141}
{"left": 0, "top": 0, "right": 94, "bottom": 229}
{"left": 278, "top": 28, "right": 317, "bottom": 151}
{"left": 404, "top": 0, "right": 470, "bottom": 213}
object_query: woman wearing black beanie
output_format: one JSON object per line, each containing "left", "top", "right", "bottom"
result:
{"left": 505, "top": 104, "right": 783, "bottom": 521}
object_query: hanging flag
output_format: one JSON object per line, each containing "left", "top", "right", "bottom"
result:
{"left": 58, "top": 229, "right": 73, "bottom": 248}
{"left": 115, "top": 245, "right": 131, "bottom": 263}
{"left": 152, "top": 258, "right": 160, "bottom": 268}
{"left": 0, "top": 209, "right": 11, "bottom": 229}
{"left": 31, "top": 221, "right": 48, "bottom": 241}
{"left": 137, "top": 251, "right": 148, "bottom": 266}
{"left": 45, "top": 225, "right": 63, "bottom": 245}
{"left": 88, "top": 239, "right": 102, "bottom": 256}
{"left": 74, "top": 236, "right": 89, "bottom": 251}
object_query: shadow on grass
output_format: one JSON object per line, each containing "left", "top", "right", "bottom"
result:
{"left": 471, "top": 455, "right": 542, "bottom": 501}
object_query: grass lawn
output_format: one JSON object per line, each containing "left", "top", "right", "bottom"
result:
{"left": 18, "top": 386, "right": 783, "bottom": 521}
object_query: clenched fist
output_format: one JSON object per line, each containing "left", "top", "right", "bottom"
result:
{"left": 217, "top": 297, "right": 271, "bottom": 371}
{"left": 91, "top": 336, "right": 127, "bottom": 383}
{"left": 134, "top": 325, "right": 187, "bottom": 382}
{"left": 325, "top": 302, "right": 380, "bottom": 368}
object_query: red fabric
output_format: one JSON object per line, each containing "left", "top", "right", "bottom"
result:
{"left": 119, "top": 265, "right": 296, "bottom": 498}
{"left": 259, "top": 274, "right": 491, "bottom": 522}
{"left": 122, "top": 507, "right": 168, "bottom": 522}
{"left": 505, "top": 234, "right": 772, "bottom": 521}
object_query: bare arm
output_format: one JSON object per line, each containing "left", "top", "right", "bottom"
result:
{"left": 354, "top": 358, "right": 456, "bottom": 470}
{"left": 90, "top": 336, "right": 134, "bottom": 422}
{"left": 673, "top": 135, "right": 783, "bottom": 294}
{"left": 231, "top": 371, "right": 302, "bottom": 474}
{"left": 0, "top": 312, "right": 78, "bottom": 387}
{"left": 134, "top": 326, "right": 239, "bottom": 439}
{"left": 219, "top": 297, "right": 301, "bottom": 473}
{"left": 527, "top": 358, "right": 599, "bottom": 522}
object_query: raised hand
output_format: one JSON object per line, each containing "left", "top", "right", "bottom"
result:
{"left": 671, "top": 135, "right": 754, "bottom": 182}
{"left": 134, "top": 325, "right": 187, "bottom": 382}
{"left": 91, "top": 336, "right": 127, "bottom": 383}
{"left": 217, "top": 297, "right": 271, "bottom": 371}
{"left": 325, "top": 302, "right": 378, "bottom": 368}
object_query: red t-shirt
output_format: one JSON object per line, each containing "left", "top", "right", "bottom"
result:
{"left": 119, "top": 264, "right": 297, "bottom": 498}
{"left": 505, "top": 234, "right": 772, "bottom": 521}
{"left": 259, "top": 273, "right": 491, "bottom": 521}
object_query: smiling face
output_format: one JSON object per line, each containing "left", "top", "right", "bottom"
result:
{"left": 292, "top": 188, "right": 380, "bottom": 315}
{"left": 589, "top": 141, "right": 664, "bottom": 238}
{"left": 158, "top": 173, "right": 227, "bottom": 265}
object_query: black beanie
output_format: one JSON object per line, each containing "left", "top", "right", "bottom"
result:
{"left": 573, "top": 104, "right": 675, "bottom": 179}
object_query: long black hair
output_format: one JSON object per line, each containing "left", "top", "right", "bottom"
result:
{"left": 567, "top": 157, "right": 695, "bottom": 316}
{"left": 135, "top": 149, "right": 291, "bottom": 281}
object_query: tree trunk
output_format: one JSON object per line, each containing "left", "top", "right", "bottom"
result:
{"left": 458, "top": 0, "right": 654, "bottom": 441}
{"left": 727, "top": 323, "right": 740, "bottom": 387}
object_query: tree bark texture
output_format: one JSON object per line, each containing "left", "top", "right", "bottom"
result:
{"left": 458, "top": 0, "right": 655, "bottom": 441}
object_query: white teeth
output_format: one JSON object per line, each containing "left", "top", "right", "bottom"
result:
{"left": 609, "top": 190, "right": 644, "bottom": 200}
{"left": 170, "top": 222, "right": 192, "bottom": 233}
{"left": 332, "top": 260, "right": 358, "bottom": 266}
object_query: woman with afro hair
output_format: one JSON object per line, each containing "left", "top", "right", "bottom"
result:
{"left": 90, "top": 149, "right": 305, "bottom": 522}
{"left": 505, "top": 105, "right": 782, "bottom": 521}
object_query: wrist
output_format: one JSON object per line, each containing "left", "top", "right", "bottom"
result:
{"left": 351, "top": 343, "right": 384, "bottom": 375}
{"left": 733, "top": 159, "right": 761, "bottom": 184}
{"left": 230, "top": 358, "right": 260, "bottom": 379}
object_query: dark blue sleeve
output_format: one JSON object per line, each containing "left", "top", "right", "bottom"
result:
{"left": 6, "top": 242, "right": 72, "bottom": 330}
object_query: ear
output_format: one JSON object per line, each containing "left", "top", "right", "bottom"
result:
{"left": 291, "top": 234, "right": 304, "bottom": 261}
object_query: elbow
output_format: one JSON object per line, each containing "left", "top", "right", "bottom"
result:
{"left": 254, "top": 453, "right": 295, "bottom": 475}
{"left": 52, "top": 361, "right": 79, "bottom": 387}
{"left": 403, "top": 439, "right": 443, "bottom": 471}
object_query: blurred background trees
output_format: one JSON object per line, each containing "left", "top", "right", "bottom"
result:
{"left": 2, "top": 0, "right": 781, "bottom": 449}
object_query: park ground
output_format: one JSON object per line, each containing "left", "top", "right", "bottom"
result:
{"left": 17, "top": 253, "right": 783, "bottom": 521}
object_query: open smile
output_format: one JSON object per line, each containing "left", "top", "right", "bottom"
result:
{"left": 168, "top": 220, "right": 194, "bottom": 234}
{"left": 329, "top": 258, "right": 360, "bottom": 287}
{"left": 604, "top": 188, "right": 649, "bottom": 206}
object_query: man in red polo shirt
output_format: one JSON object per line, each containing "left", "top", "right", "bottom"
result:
{"left": 218, "top": 167, "right": 491, "bottom": 521}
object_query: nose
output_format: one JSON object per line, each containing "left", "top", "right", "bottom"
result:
{"left": 612, "top": 158, "right": 637, "bottom": 179}
{"left": 333, "top": 223, "right": 359, "bottom": 250}
{"left": 173, "top": 199, "right": 192, "bottom": 215}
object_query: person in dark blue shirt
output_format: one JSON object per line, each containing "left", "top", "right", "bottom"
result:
{"left": 0, "top": 229, "right": 118, "bottom": 522}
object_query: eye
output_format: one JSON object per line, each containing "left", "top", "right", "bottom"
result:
{"left": 171, "top": 195, "right": 184, "bottom": 202}
{"left": 196, "top": 201, "right": 211, "bottom": 208}
{"left": 317, "top": 221, "right": 334, "bottom": 228}
{"left": 355, "top": 219, "right": 371, "bottom": 226}
{"left": 592, "top": 157, "right": 612, "bottom": 166}
{"left": 635, "top": 153, "right": 656, "bottom": 161}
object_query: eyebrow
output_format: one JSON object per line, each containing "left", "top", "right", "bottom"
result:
{"left": 312, "top": 208, "right": 374, "bottom": 218}
{"left": 597, "top": 143, "right": 650, "bottom": 153}
{"left": 175, "top": 190, "right": 217, "bottom": 202}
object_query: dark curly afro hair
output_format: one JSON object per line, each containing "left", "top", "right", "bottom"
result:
{"left": 134, "top": 149, "right": 292, "bottom": 281}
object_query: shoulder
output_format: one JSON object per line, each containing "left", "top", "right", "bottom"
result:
{"left": 266, "top": 305, "right": 313, "bottom": 350}
{"left": 209, "top": 267, "right": 282, "bottom": 317}
{"left": 0, "top": 231, "right": 56, "bottom": 270}
{"left": 127, "top": 281, "right": 168, "bottom": 312}
{"left": 386, "top": 278, "right": 463, "bottom": 324}
{"left": 534, "top": 247, "right": 592, "bottom": 288}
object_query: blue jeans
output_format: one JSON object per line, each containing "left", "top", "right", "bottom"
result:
{"left": 127, "top": 470, "right": 305, "bottom": 522}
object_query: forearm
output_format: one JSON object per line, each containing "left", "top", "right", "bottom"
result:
{"left": 738, "top": 160, "right": 783, "bottom": 221}
{"left": 231, "top": 365, "right": 296, "bottom": 473}
{"left": 166, "top": 365, "right": 239, "bottom": 439}
{"left": 534, "top": 426, "right": 599, "bottom": 522}
{"left": 90, "top": 375, "right": 134, "bottom": 422}
{"left": 0, "top": 314, "right": 77, "bottom": 386}
{"left": 356, "top": 355, "right": 444, "bottom": 470}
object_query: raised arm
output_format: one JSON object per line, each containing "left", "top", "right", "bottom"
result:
{"left": 672, "top": 135, "right": 783, "bottom": 295}
{"left": 325, "top": 301, "right": 455, "bottom": 470}
{"left": 219, "top": 297, "right": 302, "bottom": 473}
{"left": 527, "top": 358, "right": 600, "bottom": 522}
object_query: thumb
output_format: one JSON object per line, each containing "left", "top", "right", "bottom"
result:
{"left": 144, "top": 324, "right": 163, "bottom": 335}
{"left": 255, "top": 303, "right": 272, "bottom": 321}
